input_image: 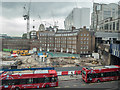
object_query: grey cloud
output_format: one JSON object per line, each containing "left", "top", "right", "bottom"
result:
{"left": 2, "top": 2, "right": 26, "bottom": 18}
{"left": 2, "top": 2, "right": 83, "bottom": 20}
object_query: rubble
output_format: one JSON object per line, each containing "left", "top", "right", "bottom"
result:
{"left": 1, "top": 51, "right": 102, "bottom": 69}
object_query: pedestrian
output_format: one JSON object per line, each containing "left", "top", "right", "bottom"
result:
{"left": 76, "top": 71, "right": 78, "bottom": 78}
{"left": 70, "top": 72, "right": 73, "bottom": 77}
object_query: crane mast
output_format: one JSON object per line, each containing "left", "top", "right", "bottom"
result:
{"left": 23, "top": 2, "right": 31, "bottom": 39}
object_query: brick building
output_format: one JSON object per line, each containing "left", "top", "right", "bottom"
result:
{"left": 1, "top": 27, "right": 95, "bottom": 55}
{"left": 36, "top": 26, "right": 95, "bottom": 55}
{"left": 2, "top": 39, "right": 30, "bottom": 50}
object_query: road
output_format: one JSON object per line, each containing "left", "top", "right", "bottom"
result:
{"left": 27, "top": 78, "right": 120, "bottom": 90}
{"left": 57, "top": 78, "right": 120, "bottom": 89}
{"left": 55, "top": 66, "right": 83, "bottom": 71}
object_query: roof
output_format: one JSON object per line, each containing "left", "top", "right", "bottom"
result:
{"left": 3, "top": 70, "right": 56, "bottom": 75}
{"left": 95, "top": 32, "right": 120, "bottom": 38}
{"left": 48, "top": 52, "right": 80, "bottom": 58}
{"left": 85, "top": 65, "right": 120, "bottom": 70}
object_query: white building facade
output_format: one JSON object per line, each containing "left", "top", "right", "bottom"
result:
{"left": 64, "top": 8, "right": 90, "bottom": 30}
{"left": 91, "top": 3, "right": 120, "bottom": 32}
{"left": 119, "top": 1, "right": 120, "bottom": 18}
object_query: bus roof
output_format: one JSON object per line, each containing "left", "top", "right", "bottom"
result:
{"left": 84, "top": 65, "right": 120, "bottom": 70}
{"left": 0, "top": 67, "right": 54, "bottom": 71}
{"left": 3, "top": 70, "right": 56, "bottom": 75}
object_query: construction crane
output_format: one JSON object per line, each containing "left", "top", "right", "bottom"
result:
{"left": 38, "top": 14, "right": 42, "bottom": 24}
{"left": 23, "top": 1, "right": 31, "bottom": 39}
{"left": 51, "top": 11, "right": 59, "bottom": 30}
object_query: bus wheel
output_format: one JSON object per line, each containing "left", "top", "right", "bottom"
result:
{"left": 45, "top": 85, "right": 49, "bottom": 88}
{"left": 97, "top": 79, "right": 100, "bottom": 83}
{"left": 15, "top": 87, "right": 20, "bottom": 90}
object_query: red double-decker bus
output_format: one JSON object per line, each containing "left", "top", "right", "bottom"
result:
{"left": 82, "top": 65, "right": 120, "bottom": 83}
{"left": 0, "top": 70, "right": 58, "bottom": 90}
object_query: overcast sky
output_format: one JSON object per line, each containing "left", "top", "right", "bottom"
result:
{"left": 0, "top": 0, "right": 120, "bottom": 37}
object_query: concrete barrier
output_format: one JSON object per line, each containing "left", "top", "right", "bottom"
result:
{"left": 57, "top": 70, "right": 81, "bottom": 76}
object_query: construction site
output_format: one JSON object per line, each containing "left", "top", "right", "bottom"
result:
{"left": 0, "top": 50, "right": 102, "bottom": 70}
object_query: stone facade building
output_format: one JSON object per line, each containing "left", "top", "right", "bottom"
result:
{"left": 1, "top": 27, "right": 95, "bottom": 55}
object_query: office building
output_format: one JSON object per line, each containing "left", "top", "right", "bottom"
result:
{"left": 91, "top": 3, "right": 119, "bottom": 32}
{"left": 64, "top": 8, "right": 90, "bottom": 30}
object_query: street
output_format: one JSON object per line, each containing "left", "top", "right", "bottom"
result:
{"left": 57, "top": 78, "right": 119, "bottom": 89}
{"left": 27, "top": 76, "right": 120, "bottom": 90}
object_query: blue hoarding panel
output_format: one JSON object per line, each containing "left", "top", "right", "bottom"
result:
{"left": 0, "top": 67, "right": 54, "bottom": 71}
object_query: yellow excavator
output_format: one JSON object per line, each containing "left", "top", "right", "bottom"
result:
{"left": 12, "top": 50, "right": 31, "bottom": 56}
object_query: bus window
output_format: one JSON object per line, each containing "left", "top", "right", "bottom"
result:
{"left": 82, "top": 71, "right": 86, "bottom": 75}
{"left": 2, "top": 80, "right": 8, "bottom": 86}
{"left": 44, "top": 77, "right": 50, "bottom": 83}
{"left": 51, "top": 77, "right": 57, "bottom": 82}
{"left": 33, "top": 78, "right": 38, "bottom": 83}
{"left": 87, "top": 74, "right": 92, "bottom": 78}
{"left": 11, "top": 80, "right": 16, "bottom": 85}
{"left": 111, "top": 72, "right": 117, "bottom": 76}
{"left": 37, "top": 78, "right": 44, "bottom": 83}
{"left": 27, "top": 78, "right": 33, "bottom": 84}
{"left": 101, "top": 73, "right": 104, "bottom": 77}
{"left": 3, "top": 80, "right": 11, "bottom": 85}
{"left": 54, "top": 77, "right": 57, "bottom": 82}
{"left": 118, "top": 71, "right": 120, "bottom": 76}
{"left": 95, "top": 73, "right": 101, "bottom": 78}
{"left": 92, "top": 74, "right": 96, "bottom": 78}
{"left": 20, "top": 79, "right": 27, "bottom": 84}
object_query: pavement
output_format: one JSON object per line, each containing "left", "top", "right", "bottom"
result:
{"left": 58, "top": 75, "right": 82, "bottom": 81}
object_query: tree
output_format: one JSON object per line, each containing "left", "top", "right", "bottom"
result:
{"left": 22, "top": 33, "right": 27, "bottom": 39}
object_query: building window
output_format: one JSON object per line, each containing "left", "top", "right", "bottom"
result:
{"left": 117, "top": 21, "right": 119, "bottom": 30}
{"left": 81, "top": 41, "right": 83, "bottom": 44}
{"left": 81, "top": 47, "right": 83, "bottom": 49}
{"left": 104, "top": 24, "right": 108, "bottom": 30}
{"left": 84, "top": 38, "right": 86, "bottom": 40}
{"left": 87, "top": 34, "right": 89, "bottom": 36}
{"left": 84, "top": 34, "right": 86, "bottom": 36}
{"left": 81, "top": 34, "right": 83, "bottom": 36}
{"left": 84, "top": 41, "right": 86, "bottom": 44}
{"left": 110, "top": 24, "right": 112, "bottom": 30}
{"left": 81, "top": 38, "right": 83, "bottom": 40}
{"left": 113, "top": 22, "right": 115, "bottom": 30}
{"left": 87, "top": 41, "right": 88, "bottom": 44}
{"left": 86, "top": 46, "right": 88, "bottom": 49}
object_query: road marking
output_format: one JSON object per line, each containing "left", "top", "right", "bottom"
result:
{"left": 55, "top": 87, "right": 61, "bottom": 88}
{"left": 73, "top": 85, "right": 77, "bottom": 86}
{"left": 110, "top": 81, "right": 116, "bottom": 83}
{"left": 81, "top": 84, "right": 86, "bottom": 86}
{"left": 89, "top": 83, "right": 94, "bottom": 85}
{"left": 88, "top": 83, "right": 95, "bottom": 85}
{"left": 64, "top": 86, "right": 70, "bottom": 87}
{"left": 96, "top": 83, "right": 101, "bottom": 85}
